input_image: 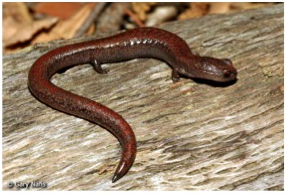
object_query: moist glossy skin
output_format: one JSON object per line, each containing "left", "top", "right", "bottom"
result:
{"left": 28, "top": 27, "right": 237, "bottom": 183}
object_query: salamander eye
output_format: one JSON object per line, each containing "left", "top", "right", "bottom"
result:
{"left": 222, "top": 58, "right": 233, "bottom": 66}
{"left": 223, "top": 70, "right": 231, "bottom": 78}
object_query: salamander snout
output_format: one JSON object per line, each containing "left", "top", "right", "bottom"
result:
{"left": 193, "top": 57, "right": 238, "bottom": 82}
{"left": 221, "top": 58, "right": 237, "bottom": 80}
{"left": 222, "top": 68, "right": 237, "bottom": 80}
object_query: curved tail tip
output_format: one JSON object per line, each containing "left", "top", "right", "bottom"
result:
{"left": 112, "top": 174, "right": 121, "bottom": 183}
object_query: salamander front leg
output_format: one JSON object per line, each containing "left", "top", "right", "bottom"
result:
{"left": 92, "top": 59, "right": 109, "bottom": 74}
{"left": 171, "top": 69, "right": 181, "bottom": 83}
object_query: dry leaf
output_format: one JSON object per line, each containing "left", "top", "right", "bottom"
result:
{"left": 132, "top": 2, "right": 156, "bottom": 21}
{"left": 209, "top": 3, "right": 231, "bottom": 14}
{"left": 230, "top": 2, "right": 274, "bottom": 11}
{"left": 146, "top": 6, "right": 177, "bottom": 26}
{"left": 3, "top": 17, "right": 58, "bottom": 47}
{"left": 3, "top": 2, "right": 58, "bottom": 52}
{"left": 3, "top": 2, "right": 32, "bottom": 23}
{"left": 32, "top": 3, "right": 97, "bottom": 43}
{"left": 33, "top": 2, "right": 85, "bottom": 20}
{"left": 178, "top": 3, "right": 208, "bottom": 20}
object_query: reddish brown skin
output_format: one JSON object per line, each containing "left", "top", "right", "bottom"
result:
{"left": 28, "top": 27, "right": 237, "bottom": 183}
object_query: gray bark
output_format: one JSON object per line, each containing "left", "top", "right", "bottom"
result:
{"left": 3, "top": 4, "right": 283, "bottom": 190}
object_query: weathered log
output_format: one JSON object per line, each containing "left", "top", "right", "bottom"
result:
{"left": 3, "top": 4, "right": 283, "bottom": 190}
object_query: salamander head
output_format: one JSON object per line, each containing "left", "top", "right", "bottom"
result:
{"left": 183, "top": 56, "right": 237, "bottom": 82}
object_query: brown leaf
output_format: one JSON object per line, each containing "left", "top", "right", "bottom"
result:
{"left": 3, "top": 2, "right": 58, "bottom": 51}
{"left": 209, "top": 3, "right": 231, "bottom": 14}
{"left": 32, "top": 3, "right": 97, "bottom": 43}
{"left": 3, "top": 2, "right": 32, "bottom": 23}
{"left": 178, "top": 3, "right": 208, "bottom": 20}
{"left": 132, "top": 2, "right": 156, "bottom": 21}
{"left": 33, "top": 2, "right": 85, "bottom": 20}
{"left": 3, "top": 17, "right": 58, "bottom": 47}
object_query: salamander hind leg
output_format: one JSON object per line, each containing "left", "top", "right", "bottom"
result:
{"left": 171, "top": 69, "right": 181, "bottom": 83}
{"left": 92, "top": 59, "right": 109, "bottom": 74}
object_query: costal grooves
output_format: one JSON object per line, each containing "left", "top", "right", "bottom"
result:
{"left": 28, "top": 27, "right": 237, "bottom": 183}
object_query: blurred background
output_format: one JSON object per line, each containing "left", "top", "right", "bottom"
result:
{"left": 3, "top": 2, "right": 279, "bottom": 54}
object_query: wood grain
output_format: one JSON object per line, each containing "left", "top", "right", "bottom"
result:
{"left": 3, "top": 4, "right": 283, "bottom": 190}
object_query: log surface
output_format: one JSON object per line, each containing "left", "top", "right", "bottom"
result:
{"left": 3, "top": 4, "right": 283, "bottom": 190}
